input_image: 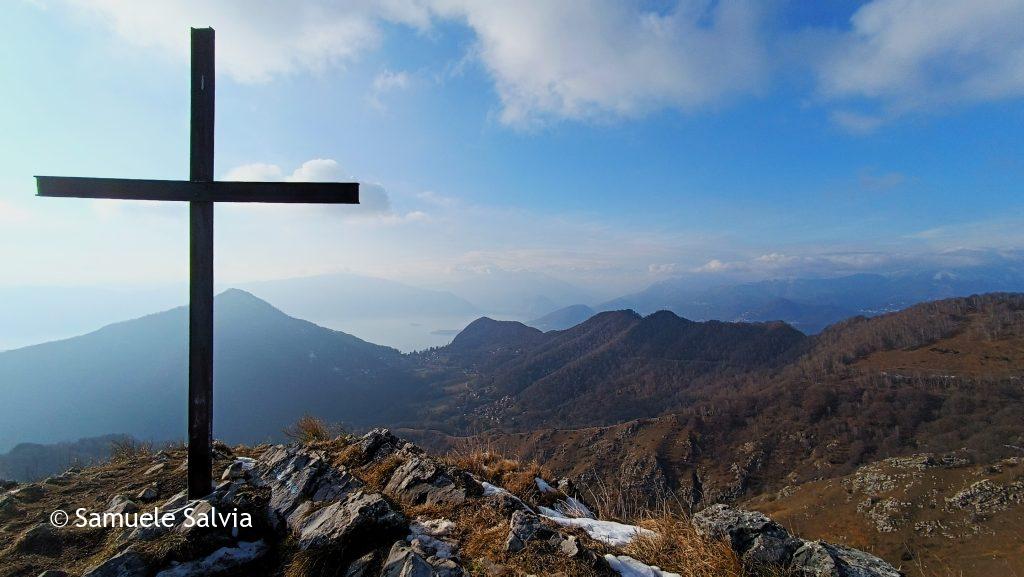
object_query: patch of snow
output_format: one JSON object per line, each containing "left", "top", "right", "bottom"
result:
{"left": 481, "top": 481, "right": 508, "bottom": 496}
{"left": 535, "top": 477, "right": 558, "bottom": 493}
{"left": 539, "top": 507, "right": 656, "bottom": 547}
{"left": 408, "top": 518, "right": 458, "bottom": 559}
{"left": 481, "top": 480, "right": 535, "bottom": 513}
{"left": 540, "top": 506, "right": 566, "bottom": 518}
{"left": 155, "top": 540, "right": 267, "bottom": 577}
{"left": 235, "top": 457, "right": 256, "bottom": 471}
{"left": 555, "top": 496, "right": 595, "bottom": 519}
{"left": 605, "top": 554, "right": 681, "bottom": 577}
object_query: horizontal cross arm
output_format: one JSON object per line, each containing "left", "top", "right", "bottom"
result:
{"left": 35, "top": 176, "right": 359, "bottom": 204}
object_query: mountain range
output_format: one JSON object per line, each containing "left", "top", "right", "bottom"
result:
{"left": 1, "top": 288, "right": 1022, "bottom": 575}
{"left": 599, "top": 261, "right": 1024, "bottom": 333}
{"left": 4, "top": 255, "right": 1024, "bottom": 353}
{"left": 3, "top": 288, "right": 1021, "bottom": 482}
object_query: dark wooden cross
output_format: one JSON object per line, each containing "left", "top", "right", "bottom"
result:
{"left": 34, "top": 28, "right": 359, "bottom": 498}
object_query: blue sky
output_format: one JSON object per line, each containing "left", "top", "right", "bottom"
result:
{"left": 2, "top": 0, "right": 1023, "bottom": 295}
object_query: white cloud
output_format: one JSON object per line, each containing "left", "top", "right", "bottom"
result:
{"left": 223, "top": 158, "right": 348, "bottom": 183}
{"left": 48, "top": 0, "right": 1024, "bottom": 129}
{"left": 817, "top": 0, "right": 1024, "bottom": 116}
{"left": 373, "top": 69, "right": 411, "bottom": 92}
{"left": 59, "top": 0, "right": 432, "bottom": 83}
{"left": 221, "top": 158, "right": 423, "bottom": 220}
{"left": 58, "top": 1, "right": 769, "bottom": 123}
{"left": 686, "top": 247, "right": 1024, "bottom": 280}
{"left": 648, "top": 263, "right": 680, "bottom": 274}
{"left": 696, "top": 258, "right": 737, "bottom": 274}
{"left": 829, "top": 110, "right": 886, "bottom": 134}
{"left": 433, "top": 0, "right": 768, "bottom": 126}
{"left": 415, "top": 190, "right": 457, "bottom": 207}
{"left": 368, "top": 69, "right": 412, "bottom": 110}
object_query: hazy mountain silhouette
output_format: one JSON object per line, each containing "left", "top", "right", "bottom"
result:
{"left": 0, "top": 433, "right": 130, "bottom": 481}
{"left": 240, "top": 272, "right": 479, "bottom": 320}
{"left": 603, "top": 265, "right": 1024, "bottom": 333}
{"left": 0, "top": 289, "right": 424, "bottom": 452}
{"left": 0, "top": 284, "right": 187, "bottom": 352}
{"left": 434, "top": 269, "right": 599, "bottom": 319}
{"left": 526, "top": 304, "right": 597, "bottom": 331}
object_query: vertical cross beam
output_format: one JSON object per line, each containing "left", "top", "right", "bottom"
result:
{"left": 188, "top": 27, "right": 215, "bottom": 498}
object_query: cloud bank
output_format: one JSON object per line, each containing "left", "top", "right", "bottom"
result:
{"left": 53, "top": 0, "right": 1024, "bottom": 129}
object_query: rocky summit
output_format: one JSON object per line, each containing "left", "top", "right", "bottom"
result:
{"left": 0, "top": 429, "right": 904, "bottom": 577}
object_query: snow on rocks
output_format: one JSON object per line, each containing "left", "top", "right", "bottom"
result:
{"left": 535, "top": 477, "right": 558, "bottom": 493}
{"left": 63, "top": 428, "right": 905, "bottom": 577}
{"left": 540, "top": 506, "right": 656, "bottom": 547}
{"left": 154, "top": 540, "right": 268, "bottom": 577}
{"left": 481, "top": 481, "right": 507, "bottom": 496}
{"left": 408, "top": 518, "right": 459, "bottom": 560}
{"left": 553, "top": 495, "right": 596, "bottom": 519}
{"left": 605, "top": 555, "right": 682, "bottom": 577}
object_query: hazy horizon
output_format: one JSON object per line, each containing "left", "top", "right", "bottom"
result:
{"left": 3, "top": 1, "right": 1024, "bottom": 299}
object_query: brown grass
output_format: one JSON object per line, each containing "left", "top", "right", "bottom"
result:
{"left": 452, "top": 504, "right": 604, "bottom": 577}
{"left": 359, "top": 454, "right": 403, "bottom": 492}
{"left": 624, "top": 515, "right": 745, "bottom": 577}
{"left": 282, "top": 547, "right": 349, "bottom": 577}
{"left": 444, "top": 448, "right": 551, "bottom": 503}
{"left": 108, "top": 438, "right": 153, "bottom": 463}
{"left": 578, "top": 475, "right": 689, "bottom": 524}
{"left": 283, "top": 415, "right": 342, "bottom": 445}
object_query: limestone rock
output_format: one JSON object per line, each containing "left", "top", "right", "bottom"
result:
{"left": 692, "top": 504, "right": 903, "bottom": 576}
{"left": 15, "top": 523, "right": 61, "bottom": 555}
{"left": 0, "top": 494, "right": 20, "bottom": 518}
{"left": 82, "top": 548, "right": 148, "bottom": 577}
{"left": 692, "top": 504, "right": 798, "bottom": 565}
{"left": 252, "top": 444, "right": 365, "bottom": 531}
{"left": 106, "top": 495, "right": 139, "bottom": 516}
{"left": 343, "top": 551, "right": 379, "bottom": 577}
{"left": 135, "top": 485, "right": 159, "bottom": 503}
{"left": 12, "top": 483, "right": 46, "bottom": 502}
{"left": 384, "top": 455, "right": 482, "bottom": 507}
{"left": 296, "top": 491, "right": 405, "bottom": 550}
{"left": 356, "top": 428, "right": 409, "bottom": 465}
{"left": 506, "top": 510, "right": 557, "bottom": 553}
{"left": 791, "top": 541, "right": 903, "bottom": 577}
{"left": 381, "top": 541, "right": 464, "bottom": 577}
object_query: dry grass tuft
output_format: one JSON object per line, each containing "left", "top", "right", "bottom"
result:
{"left": 108, "top": 438, "right": 153, "bottom": 463}
{"left": 359, "top": 454, "right": 403, "bottom": 492}
{"left": 581, "top": 476, "right": 689, "bottom": 524}
{"left": 444, "top": 447, "right": 550, "bottom": 502}
{"left": 454, "top": 504, "right": 600, "bottom": 577}
{"left": 625, "top": 515, "right": 745, "bottom": 577}
{"left": 283, "top": 415, "right": 342, "bottom": 445}
{"left": 283, "top": 547, "right": 349, "bottom": 577}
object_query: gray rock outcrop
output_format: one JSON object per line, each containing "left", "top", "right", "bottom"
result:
{"left": 693, "top": 504, "right": 903, "bottom": 577}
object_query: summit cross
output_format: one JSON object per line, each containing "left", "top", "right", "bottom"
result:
{"left": 34, "top": 28, "right": 360, "bottom": 498}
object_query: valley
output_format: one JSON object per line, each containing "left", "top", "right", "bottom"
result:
{"left": 1, "top": 291, "right": 1021, "bottom": 576}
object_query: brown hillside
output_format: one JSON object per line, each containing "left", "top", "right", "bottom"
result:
{"left": 747, "top": 453, "right": 1024, "bottom": 577}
